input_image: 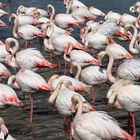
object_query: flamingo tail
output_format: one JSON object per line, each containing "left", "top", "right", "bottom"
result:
{"left": 122, "top": 130, "right": 133, "bottom": 140}
{"left": 37, "top": 59, "right": 57, "bottom": 68}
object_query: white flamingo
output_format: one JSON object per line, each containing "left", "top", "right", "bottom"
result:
{"left": 71, "top": 95, "right": 133, "bottom": 140}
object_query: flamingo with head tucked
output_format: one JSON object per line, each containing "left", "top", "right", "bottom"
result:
{"left": 71, "top": 95, "right": 133, "bottom": 140}
{"left": 7, "top": 69, "right": 52, "bottom": 126}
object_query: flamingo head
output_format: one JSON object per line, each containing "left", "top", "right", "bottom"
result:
{"left": 16, "top": 5, "right": 26, "bottom": 15}
{"left": 31, "top": 9, "right": 41, "bottom": 19}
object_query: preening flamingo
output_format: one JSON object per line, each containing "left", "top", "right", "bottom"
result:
{"left": 7, "top": 69, "right": 52, "bottom": 126}
{"left": 48, "top": 80, "right": 92, "bottom": 139}
{"left": 48, "top": 74, "right": 92, "bottom": 93}
{"left": 71, "top": 95, "right": 133, "bottom": 140}
{"left": 16, "top": 5, "right": 48, "bottom": 17}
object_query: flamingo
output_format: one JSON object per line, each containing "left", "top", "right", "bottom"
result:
{"left": 98, "top": 51, "right": 140, "bottom": 82}
{"left": 0, "top": 83, "right": 24, "bottom": 108}
{"left": 71, "top": 95, "right": 133, "bottom": 140}
{"left": 105, "top": 40, "right": 132, "bottom": 60}
{"left": 9, "top": 13, "right": 39, "bottom": 26}
{"left": 64, "top": 0, "right": 87, "bottom": 11}
{"left": 0, "top": 117, "right": 16, "bottom": 140}
{"left": 107, "top": 79, "right": 140, "bottom": 139}
{"left": 71, "top": 62, "right": 107, "bottom": 106}
{"left": 7, "top": 69, "right": 52, "bottom": 126}
{"left": 124, "top": 24, "right": 140, "bottom": 54}
{"left": 12, "top": 13, "right": 47, "bottom": 48}
{"left": 118, "top": 13, "right": 139, "bottom": 28}
{"left": 48, "top": 80, "right": 92, "bottom": 139}
{"left": 47, "top": 4, "right": 82, "bottom": 29}
{"left": 16, "top": 5, "right": 48, "bottom": 17}
{"left": 105, "top": 11, "right": 121, "bottom": 21}
{"left": 130, "top": 2, "right": 140, "bottom": 14}
{"left": 5, "top": 38, "right": 57, "bottom": 70}
{"left": 48, "top": 74, "right": 92, "bottom": 94}
{"left": 64, "top": 43, "right": 98, "bottom": 74}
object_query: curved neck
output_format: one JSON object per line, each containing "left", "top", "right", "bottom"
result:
{"left": 48, "top": 75, "right": 59, "bottom": 86}
{"left": 12, "top": 14, "right": 19, "bottom": 38}
{"left": 72, "top": 62, "right": 82, "bottom": 80}
{"left": 48, "top": 80, "right": 69, "bottom": 105}
{"left": 5, "top": 38, "right": 19, "bottom": 55}
{"left": 98, "top": 51, "right": 116, "bottom": 83}
{"left": 47, "top": 4, "right": 55, "bottom": 22}
{"left": 128, "top": 24, "right": 139, "bottom": 53}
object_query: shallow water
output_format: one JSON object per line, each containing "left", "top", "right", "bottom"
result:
{"left": 0, "top": 0, "right": 140, "bottom": 140}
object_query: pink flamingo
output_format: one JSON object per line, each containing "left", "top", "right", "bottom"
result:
{"left": 47, "top": 4, "right": 82, "bottom": 29}
{"left": 71, "top": 61, "right": 107, "bottom": 106}
{"left": 71, "top": 95, "right": 133, "bottom": 140}
{"left": 98, "top": 51, "right": 140, "bottom": 82}
{"left": 12, "top": 13, "right": 47, "bottom": 48}
{"left": 48, "top": 80, "right": 92, "bottom": 140}
{"left": 5, "top": 38, "right": 57, "bottom": 70}
{"left": 48, "top": 74, "right": 92, "bottom": 93}
{"left": 7, "top": 69, "right": 52, "bottom": 126}
{"left": 64, "top": 43, "right": 98, "bottom": 74}
{"left": 107, "top": 79, "right": 140, "bottom": 139}
{"left": 0, "top": 83, "right": 24, "bottom": 108}
{"left": 16, "top": 5, "right": 48, "bottom": 17}
{"left": 105, "top": 11, "right": 121, "bottom": 21}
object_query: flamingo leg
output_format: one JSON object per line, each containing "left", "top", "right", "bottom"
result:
{"left": 128, "top": 112, "right": 131, "bottom": 133}
{"left": 70, "top": 115, "right": 72, "bottom": 140}
{"left": 57, "top": 56, "right": 61, "bottom": 74}
{"left": 63, "top": 115, "right": 67, "bottom": 134}
{"left": 50, "top": 53, "right": 52, "bottom": 62}
{"left": 25, "top": 41, "right": 30, "bottom": 48}
{"left": 69, "top": 64, "right": 74, "bottom": 77}
{"left": 29, "top": 93, "right": 33, "bottom": 128}
{"left": 64, "top": 61, "right": 67, "bottom": 75}
{"left": 91, "top": 85, "right": 94, "bottom": 107}
{"left": 132, "top": 112, "right": 136, "bottom": 140}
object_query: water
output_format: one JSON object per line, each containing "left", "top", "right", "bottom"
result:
{"left": 0, "top": 0, "right": 140, "bottom": 140}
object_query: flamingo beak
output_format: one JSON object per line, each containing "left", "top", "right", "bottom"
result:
{"left": 19, "top": 102, "right": 25, "bottom": 110}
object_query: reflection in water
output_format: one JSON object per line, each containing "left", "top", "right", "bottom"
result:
{"left": 0, "top": 0, "right": 140, "bottom": 140}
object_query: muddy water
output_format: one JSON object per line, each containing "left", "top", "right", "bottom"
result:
{"left": 0, "top": 0, "right": 140, "bottom": 140}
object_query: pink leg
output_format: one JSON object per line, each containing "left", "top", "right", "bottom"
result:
{"left": 30, "top": 94, "right": 33, "bottom": 128}
{"left": 25, "top": 41, "right": 29, "bottom": 48}
{"left": 128, "top": 112, "right": 131, "bottom": 133}
{"left": 69, "top": 64, "right": 74, "bottom": 77}
{"left": 64, "top": 61, "right": 67, "bottom": 75}
{"left": 63, "top": 115, "right": 67, "bottom": 134}
{"left": 57, "top": 56, "right": 61, "bottom": 74}
{"left": 91, "top": 85, "right": 94, "bottom": 107}
{"left": 132, "top": 112, "right": 136, "bottom": 140}
{"left": 70, "top": 115, "right": 72, "bottom": 140}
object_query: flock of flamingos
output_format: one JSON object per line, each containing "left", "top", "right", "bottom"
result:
{"left": 0, "top": 0, "right": 140, "bottom": 139}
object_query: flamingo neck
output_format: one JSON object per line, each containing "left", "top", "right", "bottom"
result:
{"left": 128, "top": 24, "right": 139, "bottom": 54}
{"left": 75, "top": 96, "right": 83, "bottom": 118}
{"left": 12, "top": 14, "right": 19, "bottom": 38}
{"left": 73, "top": 62, "right": 81, "bottom": 80}
{"left": 106, "top": 52, "right": 116, "bottom": 83}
